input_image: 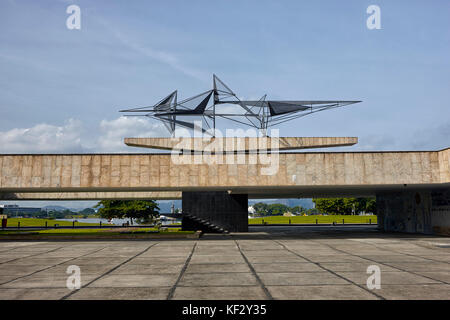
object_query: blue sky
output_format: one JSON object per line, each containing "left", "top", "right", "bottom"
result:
{"left": 1, "top": 0, "right": 449, "bottom": 153}
{"left": 0, "top": 1, "right": 449, "bottom": 207}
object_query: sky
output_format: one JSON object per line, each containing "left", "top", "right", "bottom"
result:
{"left": 0, "top": 0, "right": 449, "bottom": 208}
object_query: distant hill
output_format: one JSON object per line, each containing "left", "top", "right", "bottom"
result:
{"left": 249, "top": 199, "right": 313, "bottom": 209}
{"left": 43, "top": 205, "right": 73, "bottom": 211}
{"left": 42, "top": 199, "right": 313, "bottom": 213}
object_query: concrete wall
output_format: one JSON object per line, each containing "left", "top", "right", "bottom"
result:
{"left": 377, "top": 188, "right": 450, "bottom": 235}
{"left": 0, "top": 149, "right": 448, "bottom": 193}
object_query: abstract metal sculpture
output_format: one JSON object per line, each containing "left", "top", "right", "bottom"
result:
{"left": 120, "top": 75, "right": 361, "bottom": 136}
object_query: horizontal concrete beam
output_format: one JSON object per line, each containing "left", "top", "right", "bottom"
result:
{"left": 0, "top": 191, "right": 181, "bottom": 200}
{"left": 0, "top": 148, "right": 448, "bottom": 199}
{"left": 124, "top": 137, "right": 358, "bottom": 152}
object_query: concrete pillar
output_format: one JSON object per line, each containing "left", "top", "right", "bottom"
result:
{"left": 182, "top": 191, "right": 248, "bottom": 232}
{"left": 377, "top": 188, "right": 450, "bottom": 235}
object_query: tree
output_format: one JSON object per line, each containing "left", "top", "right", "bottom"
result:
{"left": 95, "top": 200, "right": 160, "bottom": 225}
{"left": 267, "top": 203, "right": 289, "bottom": 216}
{"left": 290, "top": 205, "right": 305, "bottom": 214}
{"left": 252, "top": 202, "right": 269, "bottom": 216}
{"left": 313, "top": 197, "right": 377, "bottom": 215}
{"left": 365, "top": 198, "right": 376, "bottom": 214}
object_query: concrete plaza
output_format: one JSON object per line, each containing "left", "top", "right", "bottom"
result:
{"left": 0, "top": 226, "right": 449, "bottom": 300}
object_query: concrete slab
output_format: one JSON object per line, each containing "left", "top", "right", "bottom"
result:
{"left": 318, "top": 262, "right": 398, "bottom": 272}
{"left": 36, "top": 264, "right": 115, "bottom": 276}
{"left": 1, "top": 274, "right": 98, "bottom": 288}
{"left": 252, "top": 263, "right": 323, "bottom": 273}
{"left": 246, "top": 256, "right": 309, "bottom": 264}
{"left": 111, "top": 263, "right": 184, "bottom": 275}
{"left": 88, "top": 274, "right": 178, "bottom": 288}
{"left": 360, "top": 255, "right": 431, "bottom": 263}
{"left": 336, "top": 271, "right": 441, "bottom": 285}
{"left": 376, "top": 284, "right": 450, "bottom": 300}
{"left": 67, "top": 287, "right": 171, "bottom": 300}
{"left": 386, "top": 262, "right": 450, "bottom": 272}
{"left": 185, "top": 263, "right": 251, "bottom": 274}
{"left": 7, "top": 257, "right": 74, "bottom": 266}
{"left": 0, "top": 288, "right": 69, "bottom": 300}
{"left": 172, "top": 286, "right": 268, "bottom": 300}
{"left": 412, "top": 271, "right": 450, "bottom": 283}
{"left": 257, "top": 272, "right": 348, "bottom": 286}
{"left": 267, "top": 285, "right": 379, "bottom": 300}
{"left": 0, "top": 264, "right": 57, "bottom": 275}
{"left": 300, "top": 255, "right": 368, "bottom": 263}
{"left": 189, "top": 255, "right": 246, "bottom": 264}
{"left": 68, "top": 257, "right": 129, "bottom": 265}
{"left": 130, "top": 257, "right": 188, "bottom": 265}
{"left": 0, "top": 227, "right": 448, "bottom": 300}
{"left": 240, "top": 250, "right": 298, "bottom": 257}
{"left": 418, "top": 255, "right": 450, "bottom": 263}
{"left": 179, "top": 273, "right": 258, "bottom": 287}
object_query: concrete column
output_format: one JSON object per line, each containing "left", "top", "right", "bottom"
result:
{"left": 376, "top": 188, "right": 450, "bottom": 235}
{"left": 182, "top": 191, "right": 248, "bottom": 232}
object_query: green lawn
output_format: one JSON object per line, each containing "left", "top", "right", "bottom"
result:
{"left": 249, "top": 215, "right": 377, "bottom": 224}
{"left": 4, "top": 218, "right": 111, "bottom": 227}
{"left": 0, "top": 227, "right": 193, "bottom": 236}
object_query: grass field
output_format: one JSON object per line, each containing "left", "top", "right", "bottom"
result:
{"left": 4, "top": 218, "right": 110, "bottom": 227}
{"left": 0, "top": 227, "right": 193, "bottom": 236}
{"left": 249, "top": 215, "right": 377, "bottom": 224}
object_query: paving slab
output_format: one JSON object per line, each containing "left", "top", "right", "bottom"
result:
{"left": 267, "top": 285, "right": 379, "bottom": 300}
{"left": 360, "top": 255, "right": 430, "bottom": 263}
{"left": 130, "top": 256, "right": 188, "bottom": 265}
{"left": 246, "top": 255, "right": 309, "bottom": 264}
{"left": 376, "top": 284, "right": 450, "bottom": 300}
{"left": 35, "top": 264, "right": 115, "bottom": 276}
{"left": 386, "top": 262, "right": 450, "bottom": 272}
{"left": 1, "top": 274, "right": 98, "bottom": 288}
{"left": 252, "top": 263, "right": 323, "bottom": 273}
{"left": 111, "top": 263, "right": 184, "bottom": 275}
{"left": 179, "top": 273, "right": 258, "bottom": 287}
{"left": 412, "top": 271, "right": 450, "bottom": 283}
{"left": 0, "top": 288, "right": 69, "bottom": 300}
{"left": 172, "top": 286, "right": 268, "bottom": 300}
{"left": 302, "top": 255, "right": 368, "bottom": 263}
{"left": 185, "top": 263, "right": 250, "bottom": 274}
{"left": 318, "top": 262, "right": 398, "bottom": 272}
{"left": 67, "top": 287, "right": 171, "bottom": 300}
{"left": 336, "top": 271, "right": 441, "bottom": 285}
{"left": 257, "top": 272, "right": 348, "bottom": 286}
{"left": 0, "top": 264, "right": 57, "bottom": 275}
{"left": 88, "top": 274, "right": 178, "bottom": 288}
{"left": 67, "top": 257, "right": 129, "bottom": 265}
{"left": 189, "top": 255, "right": 246, "bottom": 264}
{"left": 7, "top": 257, "right": 73, "bottom": 266}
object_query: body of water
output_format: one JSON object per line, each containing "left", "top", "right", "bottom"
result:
{"left": 57, "top": 218, "right": 180, "bottom": 226}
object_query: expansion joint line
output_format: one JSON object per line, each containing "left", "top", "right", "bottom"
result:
{"left": 313, "top": 240, "right": 449, "bottom": 285}
{"left": 234, "top": 240, "right": 273, "bottom": 300}
{"left": 61, "top": 243, "right": 157, "bottom": 300}
{"left": 271, "top": 239, "right": 386, "bottom": 300}
{"left": 167, "top": 242, "right": 198, "bottom": 300}
{"left": 349, "top": 239, "right": 450, "bottom": 266}
{"left": 0, "top": 246, "right": 107, "bottom": 286}
{"left": 0, "top": 245, "right": 65, "bottom": 266}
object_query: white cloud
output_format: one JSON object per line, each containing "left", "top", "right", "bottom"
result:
{"left": 0, "top": 117, "right": 167, "bottom": 153}
{"left": 97, "top": 117, "right": 167, "bottom": 152}
{"left": 0, "top": 119, "right": 84, "bottom": 153}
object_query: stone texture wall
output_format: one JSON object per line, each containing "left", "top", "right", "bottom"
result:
{"left": 0, "top": 149, "right": 448, "bottom": 192}
{"left": 377, "top": 188, "right": 450, "bottom": 235}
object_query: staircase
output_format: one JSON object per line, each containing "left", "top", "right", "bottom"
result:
{"left": 183, "top": 213, "right": 229, "bottom": 233}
